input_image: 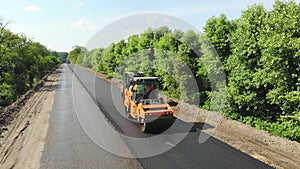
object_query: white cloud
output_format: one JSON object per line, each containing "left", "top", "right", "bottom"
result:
{"left": 71, "top": 18, "right": 99, "bottom": 30}
{"left": 74, "top": 2, "right": 83, "bottom": 9}
{"left": 73, "top": 18, "right": 85, "bottom": 28}
{"left": 24, "top": 5, "right": 39, "bottom": 11}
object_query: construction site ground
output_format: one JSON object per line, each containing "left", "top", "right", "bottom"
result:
{"left": 0, "top": 65, "right": 299, "bottom": 169}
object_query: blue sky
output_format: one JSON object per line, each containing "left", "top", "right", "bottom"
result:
{"left": 0, "top": 0, "right": 298, "bottom": 52}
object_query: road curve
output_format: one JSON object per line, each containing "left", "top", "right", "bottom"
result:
{"left": 68, "top": 64, "right": 273, "bottom": 169}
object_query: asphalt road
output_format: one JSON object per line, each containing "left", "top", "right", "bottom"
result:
{"left": 41, "top": 64, "right": 273, "bottom": 169}
{"left": 41, "top": 64, "right": 142, "bottom": 169}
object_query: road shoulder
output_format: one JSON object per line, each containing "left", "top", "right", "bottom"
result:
{"left": 0, "top": 68, "right": 60, "bottom": 169}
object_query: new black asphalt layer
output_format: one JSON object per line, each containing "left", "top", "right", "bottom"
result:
{"left": 69, "top": 64, "right": 273, "bottom": 169}
{"left": 40, "top": 64, "right": 142, "bottom": 169}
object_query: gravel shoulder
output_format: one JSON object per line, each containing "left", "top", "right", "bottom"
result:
{"left": 78, "top": 65, "right": 300, "bottom": 169}
{"left": 0, "top": 68, "right": 60, "bottom": 169}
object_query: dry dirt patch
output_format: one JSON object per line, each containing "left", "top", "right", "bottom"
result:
{"left": 0, "top": 68, "right": 60, "bottom": 169}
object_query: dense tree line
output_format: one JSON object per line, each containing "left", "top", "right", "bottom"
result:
{"left": 0, "top": 19, "right": 61, "bottom": 107}
{"left": 72, "top": 27, "right": 212, "bottom": 105}
{"left": 70, "top": 0, "right": 299, "bottom": 141}
{"left": 214, "top": 0, "right": 299, "bottom": 141}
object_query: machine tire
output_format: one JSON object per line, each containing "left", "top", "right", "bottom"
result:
{"left": 139, "top": 119, "right": 147, "bottom": 132}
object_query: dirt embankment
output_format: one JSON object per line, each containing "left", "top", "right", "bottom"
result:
{"left": 76, "top": 65, "right": 300, "bottom": 169}
{"left": 0, "top": 67, "right": 61, "bottom": 169}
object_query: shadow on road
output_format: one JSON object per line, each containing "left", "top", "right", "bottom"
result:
{"left": 144, "top": 117, "right": 214, "bottom": 135}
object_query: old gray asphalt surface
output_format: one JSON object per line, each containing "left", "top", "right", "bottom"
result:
{"left": 41, "top": 64, "right": 273, "bottom": 169}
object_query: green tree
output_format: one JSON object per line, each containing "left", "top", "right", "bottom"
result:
{"left": 224, "top": 1, "right": 300, "bottom": 141}
{"left": 68, "top": 46, "right": 86, "bottom": 63}
{"left": 0, "top": 18, "right": 61, "bottom": 106}
{"left": 204, "top": 14, "right": 235, "bottom": 63}
{"left": 225, "top": 4, "right": 268, "bottom": 118}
